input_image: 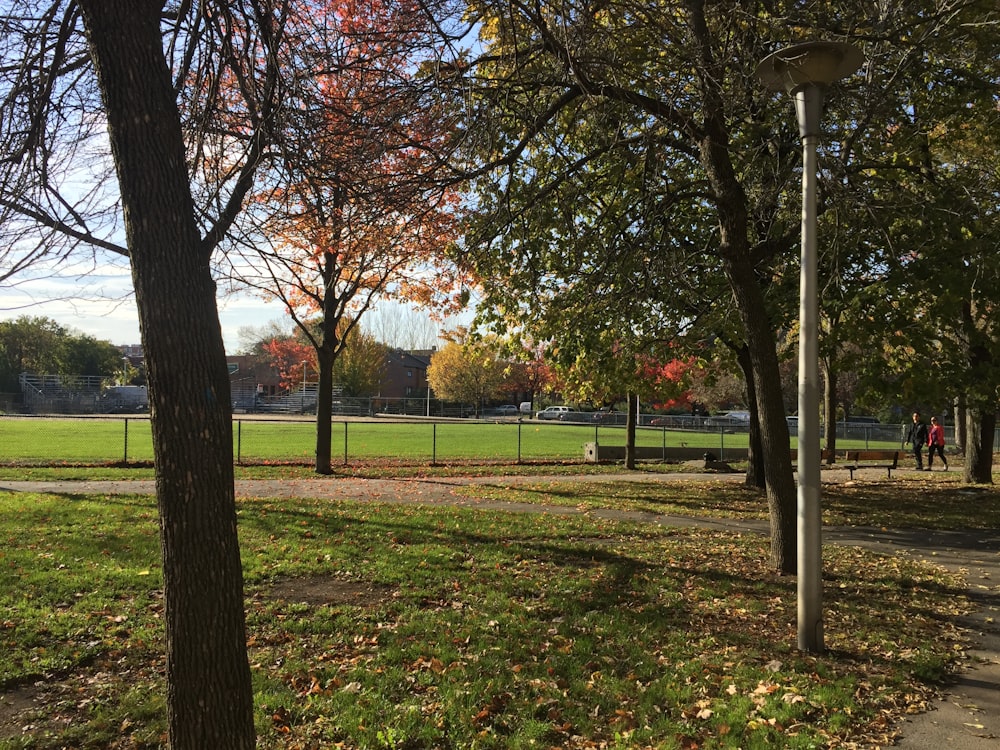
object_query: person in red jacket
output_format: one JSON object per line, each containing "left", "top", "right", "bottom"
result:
{"left": 927, "top": 416, "right": 948, "bottom": 471}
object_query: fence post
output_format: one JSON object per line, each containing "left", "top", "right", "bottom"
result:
{"left": 432, "top": 422, "right": 437, "bottom": 465}
{"left": 236, "top": 420, "right": 242, "bottom": 465}
{"left": 517, "top": 420, "right": 522, "bottom": 463}
{"left": 123, "top": 417, "right": 128, "bottom": 464}
{"left": 344, "top": 421, "right": 348, "bottom": 466}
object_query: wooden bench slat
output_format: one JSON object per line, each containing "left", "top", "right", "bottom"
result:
{"left": 843, "top": 450, "right": 900, "bottom": 479}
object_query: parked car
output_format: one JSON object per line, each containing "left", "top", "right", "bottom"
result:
{"left": 483, "top": 404, "right": 519, "bottom": 418}
{"left": 704, "top": 410, "right": 751, "bottom": 428}
{"left": 648, "top": 414, "right": 703, "bottom": 428}
{"left": 591, "top": 408, "right": 620, "bottom": 422}
{"left": 536, "top": 405, "right": 571, "bottom": 420}
{"left": 518, "top": 401, "right": 533, "bottom": 415}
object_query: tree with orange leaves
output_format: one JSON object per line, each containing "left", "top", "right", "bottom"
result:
{"left": 227, "top": 0, "right": 471, "bottom": 473}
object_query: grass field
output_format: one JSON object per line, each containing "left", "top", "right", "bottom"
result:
{"left": 0, "top": 415, "right": 903, "bottom": 466}
{"left": 1, "top": 476, "right": 987, "bottom": 749}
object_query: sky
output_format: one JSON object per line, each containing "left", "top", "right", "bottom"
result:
{"left": 0, "top": 261, "right": 460, "bottom": 354}
{"left": 0, "top": 262, "right": 300, "bottom": 355}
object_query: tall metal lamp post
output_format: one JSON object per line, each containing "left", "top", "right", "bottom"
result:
{"left": 301, "top": 361, "right": 310, "bottom": 415}
{"left": 757, "top": 41, "right": 862, "bottom": 653}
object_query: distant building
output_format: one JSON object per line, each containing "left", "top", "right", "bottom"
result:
{"left": 116, "top": 344, "right": 431, "bottom": 409}
{"left": 379, "top": 348, "right": 432, "bottom": 399}
{"left": 225, "top": 354, "right": 283, "bottom": 410}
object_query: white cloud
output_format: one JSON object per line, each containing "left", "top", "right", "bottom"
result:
{"left": 0, "top": 280, "right": 289, "bottom": 354}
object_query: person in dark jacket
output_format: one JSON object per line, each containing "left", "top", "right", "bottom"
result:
{"left": 905, "top": 411, "right": 929, "bottom": 470}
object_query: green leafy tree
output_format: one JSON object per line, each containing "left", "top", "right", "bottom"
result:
{"left": 453, "top": 0, "right": 1000, "bottom": 565}
{"left": 813, "top": 1, "right": 1000, "bottom": 482}
{"left": 333, "top": 326, "right": 388, "bottom": 398}
{"left": 457, "top": 0, "right": 812, "bottom": 570}
{"left": 0, "top": 316, "right": 122, "bottom": 391}
{"left": 427, "top": 339, "right": 507, "bottom": 413}
{"left": 60, "top": 334, "right": 123, "bottom": 379}
{"left": 0, "top": 317, "right": 70, "bottom": 391}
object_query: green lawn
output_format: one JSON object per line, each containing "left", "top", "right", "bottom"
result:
{"left": 0, "top": 416, "right": 902, "bottom": 466}
{"left": 0, "top": 476, "right": 987, "bottom": 749}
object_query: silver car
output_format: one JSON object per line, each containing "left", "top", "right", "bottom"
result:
{"left": 536, "top": 406, "right": 571, "bottom": 420}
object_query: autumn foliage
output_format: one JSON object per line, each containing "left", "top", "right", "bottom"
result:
{"left": 234, "top": 0, "right": 470, "bottom": 330}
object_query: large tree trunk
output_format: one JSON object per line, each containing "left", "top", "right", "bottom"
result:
{"left": 962, "top": 334, "right": 995, "bottom": 484}
{"left": 965, "top": 407, "right": 996, "bottom": 485}
{"left": 79, "top": 4, "right": 255, "bottom": 748}
{"left": 725, "top": 257, "right": 797, "bottom": 573}
{"left": 688, "top": 3, "right": 796, "bottom": 574}
{"left": 315, "top": 343, "right": 335, "bottom": 474}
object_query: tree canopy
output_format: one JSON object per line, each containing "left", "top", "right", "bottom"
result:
{"left": 0, "top": 316, "right": 123, "bottom": 392}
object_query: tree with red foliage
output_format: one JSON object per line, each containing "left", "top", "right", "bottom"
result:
{"left": 262, "top": 337, "right": 315, "bottom": 393}
{"left": 639, "top": 354, "right": 699, "bottom": 412}
{"left": 228, "top": 0, "right": 470, "bottom": 472}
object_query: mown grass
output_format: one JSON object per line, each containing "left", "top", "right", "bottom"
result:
{"left": 0, "top": 415, "right": 901, "bottom": 466}
{"left": 452, "top": 472, "right": 1000, "bottom": 531}
{"left": 0, "top": 478, "right": 977, "bottom": 749}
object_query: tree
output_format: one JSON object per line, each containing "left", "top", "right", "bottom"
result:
{"left": 235, "top": 320, "right": 293, "bottom": 356}
{"left": 500, "top": 342, "right": 555, "bottom": 410}
{"left": 263, "top": 335, "right": 315, "bottom": 392}
{"left": 553, "top": 334, "right": 697, "bottom": 468}
{"left": 457, "top": 0, "right": 807, "bottom": 571}
{"left": 454, "top": 0, "right": 1000, "bottom": 565}
{"left": 0, "top": 316, "right": 120, "bottom": 392}
{"left": 640, "top": 354, "right": 699, "bottom": 413}
{"left": 226, "top": 0, "right": 469, "bottom": 474}
{"left": 814, "top": 0, "right": 1000, "bottom": 482}
{"left": 427, "top": 339, "right": 507, "bottom": 412}
{"left": 333, "top": 326, "right": 388, "bottom": 397}
{"left": 0, "top": 2, "right": 301, "bottom": 746}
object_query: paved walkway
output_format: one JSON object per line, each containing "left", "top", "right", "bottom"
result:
{"left": 3, "top": 472, "right": 998, "bottom": 747}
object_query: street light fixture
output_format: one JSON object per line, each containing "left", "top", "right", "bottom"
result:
{"left": 757, "top": 41, "right": 862, "bottom": 653}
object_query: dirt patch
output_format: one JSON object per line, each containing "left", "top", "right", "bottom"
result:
{"left": 262, "top": 576, "right": 396, "bottom": 608}
{"left": 0, "top": 685, "right": 42, "bottom": 739}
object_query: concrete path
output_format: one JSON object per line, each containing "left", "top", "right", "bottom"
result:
{"left": 2, "top": 471, "right": 998, "bottom": 748}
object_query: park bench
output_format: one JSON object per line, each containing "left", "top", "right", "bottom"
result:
{"left": 843, "top": 449, "right": 901, "bottom": 480}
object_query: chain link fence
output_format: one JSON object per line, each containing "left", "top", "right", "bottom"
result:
{"left": 0, "top": 413, "right": 924, "bottom": 467}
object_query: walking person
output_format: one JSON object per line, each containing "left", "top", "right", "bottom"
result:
{"left": 927, "top": 416, "right": 948, "bottom": 470}
{"left": 905, "top": 411, "right": 929, "bottom": 470}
